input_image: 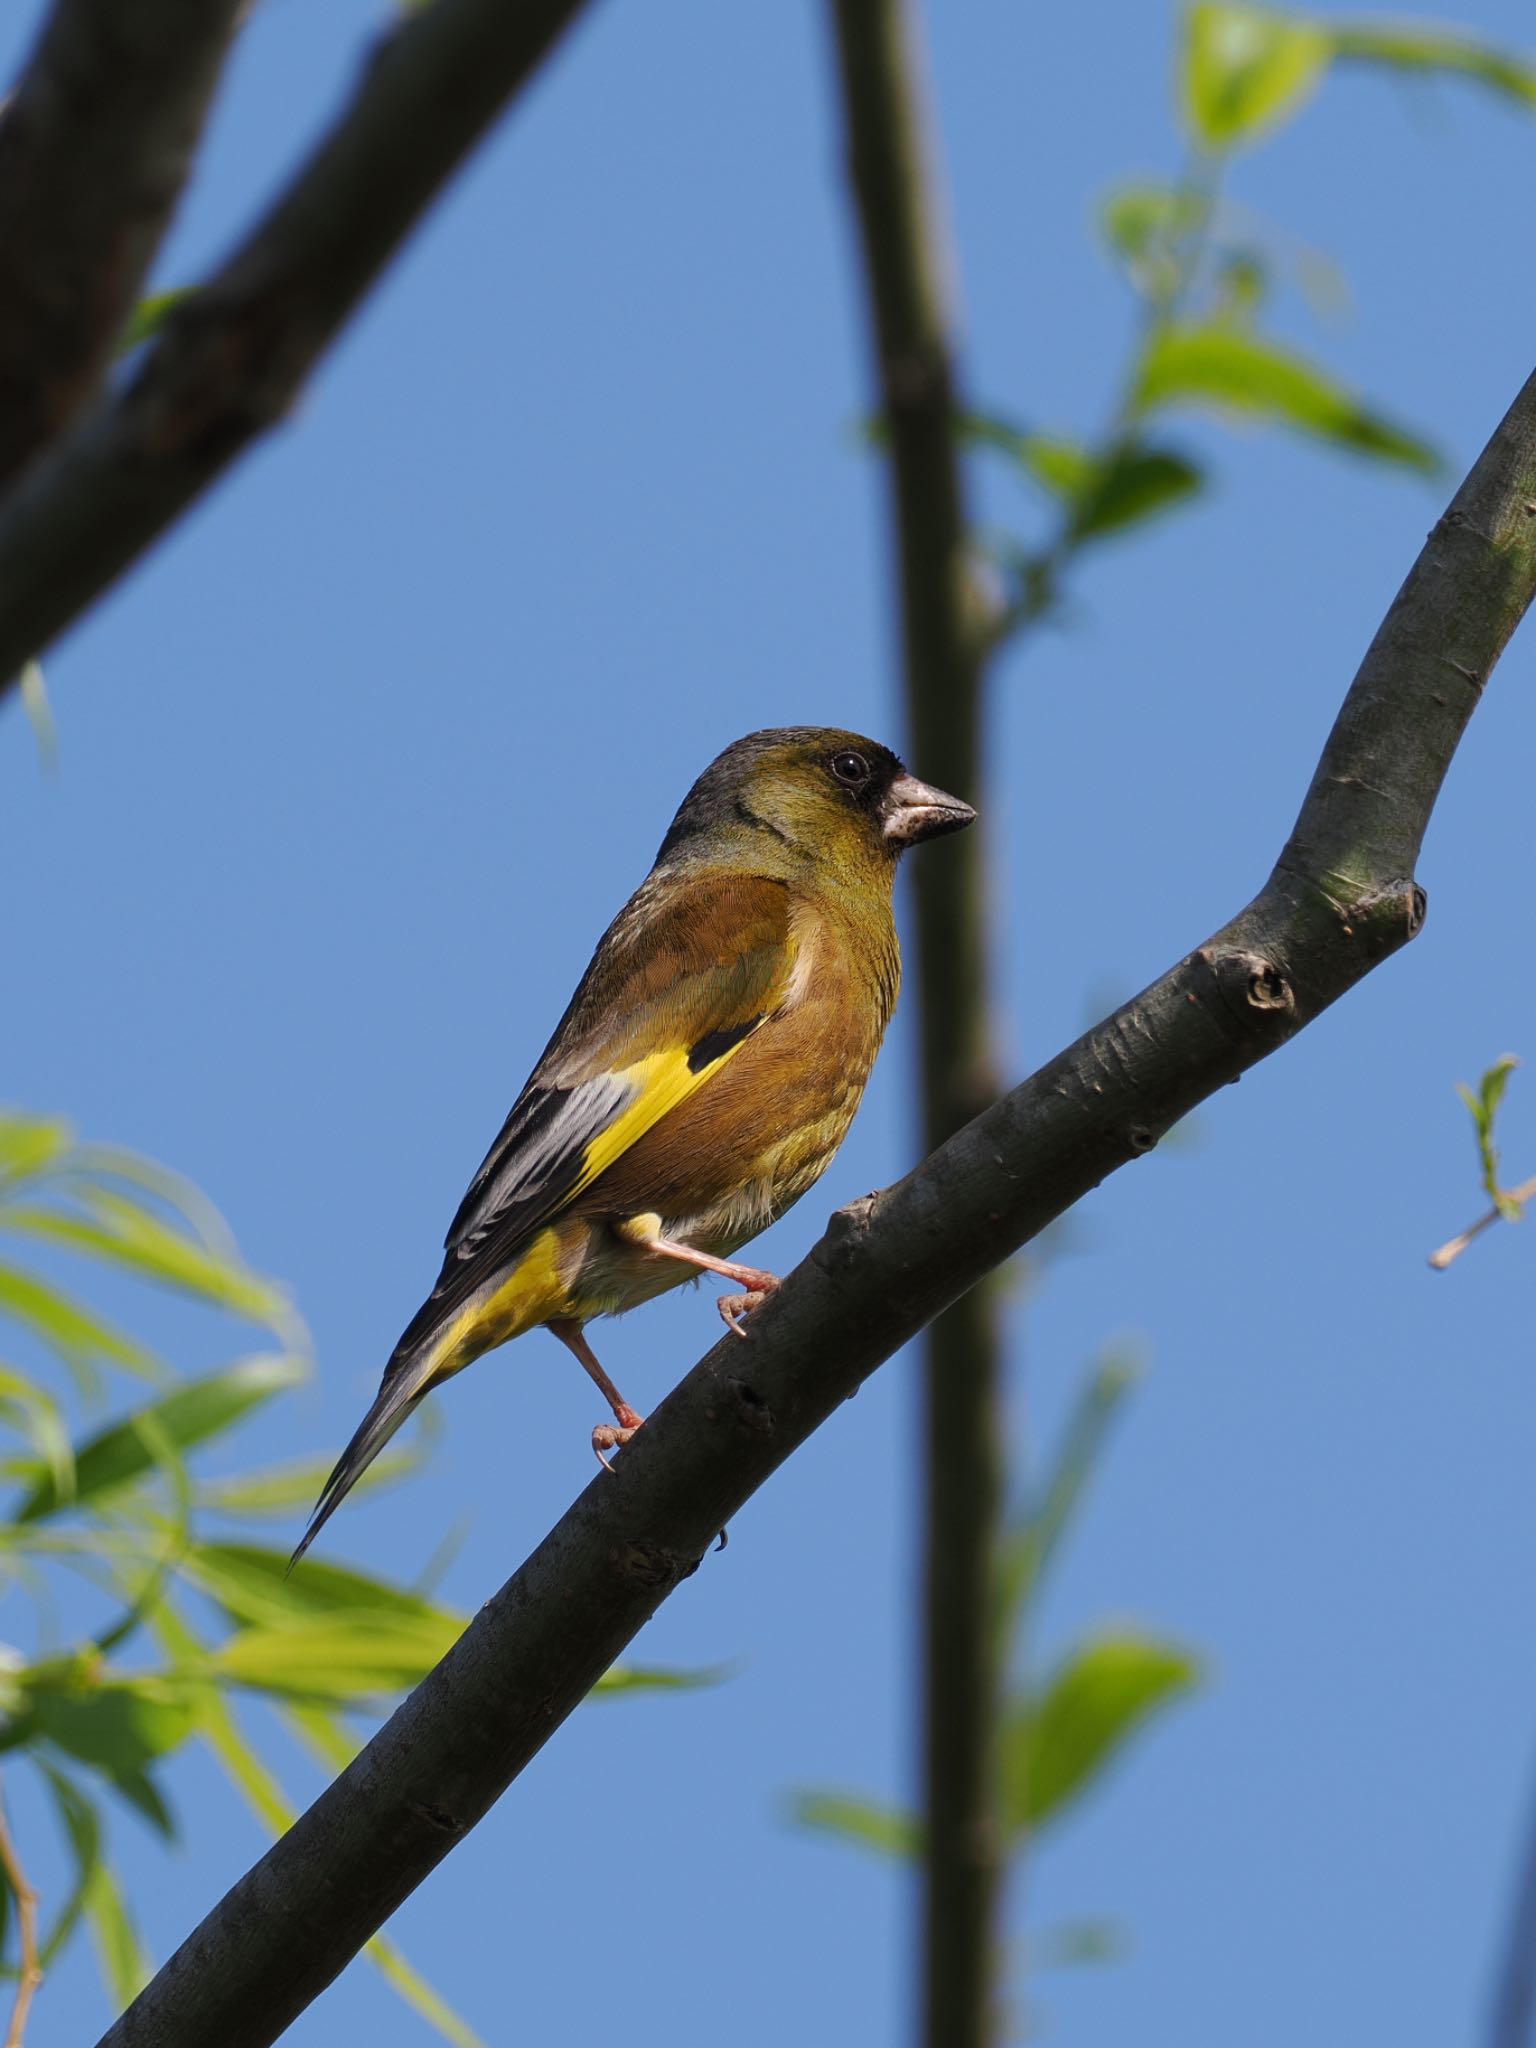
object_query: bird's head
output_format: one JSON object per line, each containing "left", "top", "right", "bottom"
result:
{"left": 656, "top": 727, "right": 976, "bottom": 878}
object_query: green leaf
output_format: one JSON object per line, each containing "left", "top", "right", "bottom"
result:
{"left": 0, "top": 1112, "right": 71, "bottom": 1188}
{"left": 117, "top": 288, "right": 192, "bottom": 356}
{"left": 35, "top": 1759, "right": 148, "bottom": 1999}
{"left": 63, "top": 1144, "right": 237, "bottom": 1252}
{"left": 1072, "top": 447, "right": 1204, "bottom": 540}
{"left": 1184, "top": 4, "right": 1331, "bottom": 148}
{"left": 1137, "top": 324, "right": 1439, "bottom": 472}
{"left": 0, "top": 1364, "right": 73, "bottom": 1505}
{"left": 36, "top": 1763, "right": 101, "bottom": 1967}
{"left": 998, "top": 1348, "right": 1140, "bottom": 1633}
{"left": 4, "top": 1187, "right": 288, "bottom": 1327}
{"left": 207, "top": 1613, "right": 461, "bottom": 1703}
{"left": 961, "top": 415, "right": 1203, "bottom": 543}
{"left": 590, "top": 1662, "right": 734, "bottom": 1697}
{"left": 1458, "top": 1055, "right": 1521, "bottom": 1212}
{"left": 184, "top": 1545, "right": 723, "bottom": 1703}
{"left": 196, "top": 1446, "right": 418, "bottom": 1518}
{"left": 27, "top": 1678, "right": 194, "bottom": 1776}
{"left": 1330, "top": 23, "right": 1536, "bottom": 110}
{"left": 0, "top": 1264, "right": 155, "bottom": 1381}
{"left": 788, "top": 1791, "right": 920, "bottom": 1860}
{"left": 81, "top": 1854, "right": 150, "bottom": 2007}
{"left": 1004, "top": 1631, "right": 1202, "bottom": 1834}
{"left": 183, "top": 1541, "right": 456, "bottom": 1630}
{"left": 13, "top": 1355, "right": 305, "bottom": 1523}
{"left": 959, "top": 414, "right": 1095, "bottom": 500}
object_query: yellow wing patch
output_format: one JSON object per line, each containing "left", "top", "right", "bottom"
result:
{"left": 570, "top": 1037, "right": 759, "bottom": 1203}
{"left": 426, "top": 1036, "right": 763, "bottom": 1381}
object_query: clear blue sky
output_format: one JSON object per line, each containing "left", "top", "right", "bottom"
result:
{"left": 4, "top": 2, "right": 1536, "bottom": 2042}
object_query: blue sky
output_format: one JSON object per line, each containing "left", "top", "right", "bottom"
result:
{"left": 4, "top": 1, "right": 1536, "bottom": 2042}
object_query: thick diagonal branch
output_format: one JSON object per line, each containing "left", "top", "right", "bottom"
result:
{"left": 0, "top": 0, "right": 597, "bottom": 695}
{"left": 825, "top": 5, "right": 1003, "bottom": 2039}
{"left": 0, "top": 0, "right": 247, "bottom": 485}
{"left": 98, "top": 371, "right": 1536, "bottom": 2048}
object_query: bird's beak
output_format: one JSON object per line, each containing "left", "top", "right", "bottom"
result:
{"left": 880, "top": 773, "right": 977, "bottom": 847}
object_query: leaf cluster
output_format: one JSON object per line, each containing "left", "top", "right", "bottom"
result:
{"left": 958, "top": 3, "right": 1536, "bottom": 642}
{"left": 0, "top": 1110, "right": 702, "bottom": 2042}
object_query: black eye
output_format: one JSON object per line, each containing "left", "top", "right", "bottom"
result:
{"left": 830, "top": 750, "right": 870, "bottom": 786}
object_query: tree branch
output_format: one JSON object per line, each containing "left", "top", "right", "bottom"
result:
{"left": 0, "top": 0, "right": 598, "bottom": 697}
{"left": 0, "top": 0, "right": 248, "bottom": 486}
{"left": 824, "top": 5, "right": 1005, "bottom": 2038}
{"left": 98, "top": 369, "right": 1536, "bottom": 2048}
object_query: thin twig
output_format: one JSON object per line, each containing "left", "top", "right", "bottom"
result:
{"left": 1428, "top": 1173, "right": 1536, "bottom": 1269}
{"left": 0, "top": 1779, "right": 43, "bottom": 2048}
{"left": 0, "top": 0, "right": 599, "bottom": 698}
{"left": 96, "top": 363, "right": 1536, "bottom": 2048}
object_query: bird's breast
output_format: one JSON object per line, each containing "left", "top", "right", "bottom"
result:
{"left": 574, "top": 894, "right": 897, "bottom": 1254}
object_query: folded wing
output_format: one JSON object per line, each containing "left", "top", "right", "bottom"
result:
{"left": 430, "top": 868, "right": 796, "bottom": 1316}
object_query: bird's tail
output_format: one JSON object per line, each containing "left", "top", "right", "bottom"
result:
{"left": 289, "top": 1351, "right": 433, "bottom": 1572}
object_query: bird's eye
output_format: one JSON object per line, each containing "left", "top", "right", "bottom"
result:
{"left": 830, "top": 750, "right": 870, "bottom": 785}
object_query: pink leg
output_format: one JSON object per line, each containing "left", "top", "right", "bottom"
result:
{"left": 549, "top": 1318, "right": 644, "bottom": 1468}
{"left": 642, "top": 1232, "right": 781, "bottom": 1338}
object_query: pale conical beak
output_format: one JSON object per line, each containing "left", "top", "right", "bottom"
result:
{"left": 880, "top": 772, "right": 977, "bottom": 847}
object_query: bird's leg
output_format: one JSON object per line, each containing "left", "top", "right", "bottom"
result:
{"left": 548, "top": 1318, "right": 645, "bottom": 1469}
{"left": 622, "top": 1222, "right": 781, "bottom": 1339}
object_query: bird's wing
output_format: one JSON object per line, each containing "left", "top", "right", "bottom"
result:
{"left": 290, "top": 871, "right": 797, "bottom": 1572}
{"left": 440, "top": 869, "right": 797, "bottom": 1278}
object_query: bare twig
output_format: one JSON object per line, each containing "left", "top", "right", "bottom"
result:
{"left": 0, "top": 0, "right": 248, "bottom": 484}
{"left": 0, "top": 0, "right": 598, "bottom": 697}
{"left": 1433, "top": 1171, "right": 1531, "bottom": 1261}
{"left": 98, "top": 366, "right": 1536, "bottom": 2048}
{"left": 824, "top": 5, "right": 1005, "bottom": 2040}
{"left": 1428, "top": 1174, "right": 1536, "bottom": 1268}
{"left": 0, "top": 1779, "right": 43, "bottom": 2048}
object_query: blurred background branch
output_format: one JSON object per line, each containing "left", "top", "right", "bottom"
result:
{"left": 825, "top": 7, "right": 1005, "bottom": 2044}
{"left": 824, "top": 4, "right": 1536, "bottom": 2041}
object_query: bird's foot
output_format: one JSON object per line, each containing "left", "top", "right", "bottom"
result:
{"left": 592, "top": 1402, "right": 644, "bottom": 1471}
{"left": 716, "top": 1270, "right": 780, "bottom": 1338}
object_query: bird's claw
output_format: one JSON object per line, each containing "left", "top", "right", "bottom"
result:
{"left": 716, "top": 1272, "right": 780, "bottom": 1338}
{"left": 592, "top": 1406, "right": 644, "bottom": 1470}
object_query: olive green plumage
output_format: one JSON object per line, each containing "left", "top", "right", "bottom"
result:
{"left": 294, "top": 727, "right": 974, "bottom": 1563}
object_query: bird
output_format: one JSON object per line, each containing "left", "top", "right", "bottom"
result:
{"left": 291, "top": 726, "right": 974, "bottom": 1565}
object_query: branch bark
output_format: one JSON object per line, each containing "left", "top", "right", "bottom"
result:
{"left": 98, "top": 369, "right": 1536, "bottom": 2048}
{"left": 0, "top": 0, "right": 247, "bottom": 486}
{"left": 0, "top": 0, "right": 597, "bottom": 696}
{"left": 824, "top": 6, "right": 1005, "bottom": 2040}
